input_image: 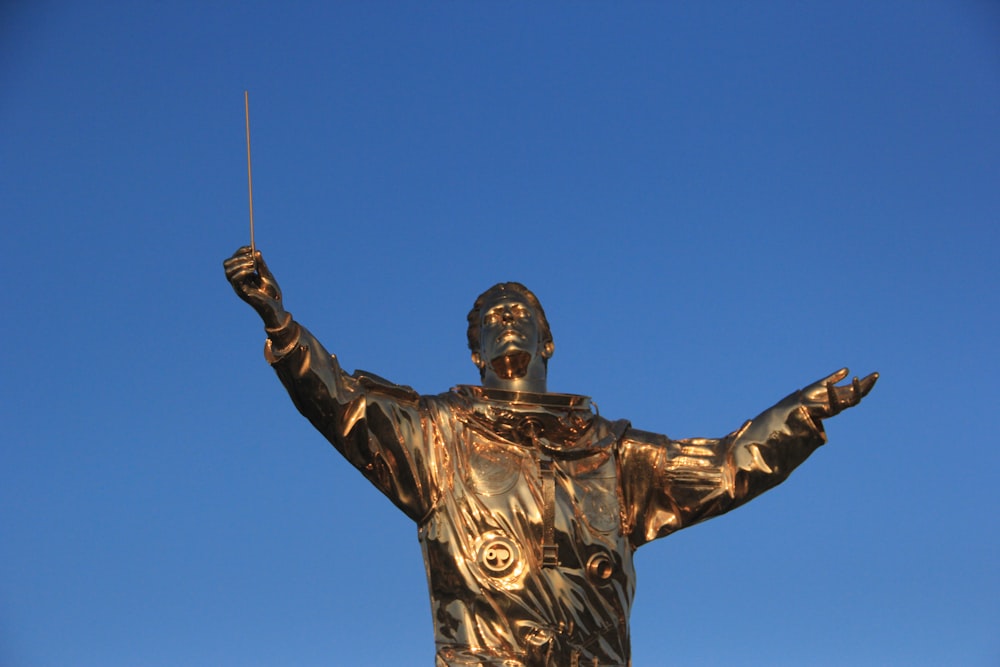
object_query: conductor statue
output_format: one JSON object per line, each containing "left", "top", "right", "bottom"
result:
{"left": 224, "top": 246, "right": 877, "bottom": 667}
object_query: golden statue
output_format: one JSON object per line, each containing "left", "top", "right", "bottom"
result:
{"left": 224, "top": 247, "right": 877, "bottom": 667}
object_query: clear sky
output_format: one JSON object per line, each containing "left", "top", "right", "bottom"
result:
{"left": 2, "top": 2, "right": 998, "bottom": 665}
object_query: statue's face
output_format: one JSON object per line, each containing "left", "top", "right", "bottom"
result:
{"left": 477, "top": 293, "right": 543, "bottom": 365}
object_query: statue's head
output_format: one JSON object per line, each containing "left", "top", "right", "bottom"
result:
{"left": 467, "top": 283, "right": 554, "bottom": 388}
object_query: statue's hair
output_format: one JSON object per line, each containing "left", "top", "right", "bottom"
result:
{"left": 466, "top": 282, "right": 554, "bottom": 362}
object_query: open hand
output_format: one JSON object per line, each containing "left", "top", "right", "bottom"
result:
{"left": 801, "top": 368, "right": 879, "bottom": 420}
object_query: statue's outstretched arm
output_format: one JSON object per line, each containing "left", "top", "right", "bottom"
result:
{"left": 727, "top": 367, "right": 878, "bottom": 492}
{"left": 625, "top": 368, "right": 878, "bottom": 546}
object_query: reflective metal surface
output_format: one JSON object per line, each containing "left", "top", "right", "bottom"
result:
{"left": 224, "top": 247, "right": 878, "bottom": 666}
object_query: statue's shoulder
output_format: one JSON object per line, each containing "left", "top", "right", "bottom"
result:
{"left": 620, "top": 427, "right": 670, "bottom": 447}
{"left": 443, "top": 384, "right": 483, "bottom": 407}
{"left": 351, "top": 369, "right": 421, "bottom": 402}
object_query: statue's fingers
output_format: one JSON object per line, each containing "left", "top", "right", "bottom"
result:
{"left": 222, "top": 256, "right": 244, "bottom": 276}
{"left": 838, "top": 377, "right": 861, "bottom": 408}
{"left": 824, "top": 379, "right": 839, "bottom": 414}
{"left": 804, "top": 368, "right": 848, "bottom": 396}
{"left": 224, "top": 256, "right": 256, "bottom": 281}
{"left": 223, "top": 255, "right": 249, "bottom": 272}
{"left": 253, "top": 250, "right": 275, "bottom": 280}
{"left": 857, "top": 372, "right": 879, "bottom": 397}
{"left": 224, "top": 246, "right": 253, "bottom": 266}
{"left": 825, "top": 367, "right": 850, "bottom": 385}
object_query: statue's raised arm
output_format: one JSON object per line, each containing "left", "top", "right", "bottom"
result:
{"left": 222, "top": 245, "right": 436, "bottom": 522}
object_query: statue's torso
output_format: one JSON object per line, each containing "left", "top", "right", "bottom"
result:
{"left": 420, "top": 387, "right": 634, "bottom": 667}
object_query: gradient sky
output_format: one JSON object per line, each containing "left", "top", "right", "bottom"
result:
{"left": 2, "top": 2, "right": 998, "bottom": 665}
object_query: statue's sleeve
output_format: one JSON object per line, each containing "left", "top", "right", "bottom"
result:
{"left": 620, "top": 390, "right": 827, "bottom": 548}
{"left": 263, "top": 322, "right": 437, "bottom": 522}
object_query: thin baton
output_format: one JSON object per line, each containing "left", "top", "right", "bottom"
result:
{"left": 244, "top": 90, "right": 256, "bottom": 267}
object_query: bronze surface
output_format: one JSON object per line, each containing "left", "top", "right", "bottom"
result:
{"left": 224, "top": 246, "right": 877, "bottom": 666}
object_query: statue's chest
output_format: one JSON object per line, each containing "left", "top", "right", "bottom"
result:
{"left": 456, "top": 423, "right": 624, "bottom": 540}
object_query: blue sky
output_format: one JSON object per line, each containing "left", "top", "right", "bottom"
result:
{"left": 2, "top": 2, "right": 998, "bottom": 665}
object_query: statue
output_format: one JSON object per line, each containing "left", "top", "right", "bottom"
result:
{"left": 224, "top": 247, "right": 877, "bottom": 667}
